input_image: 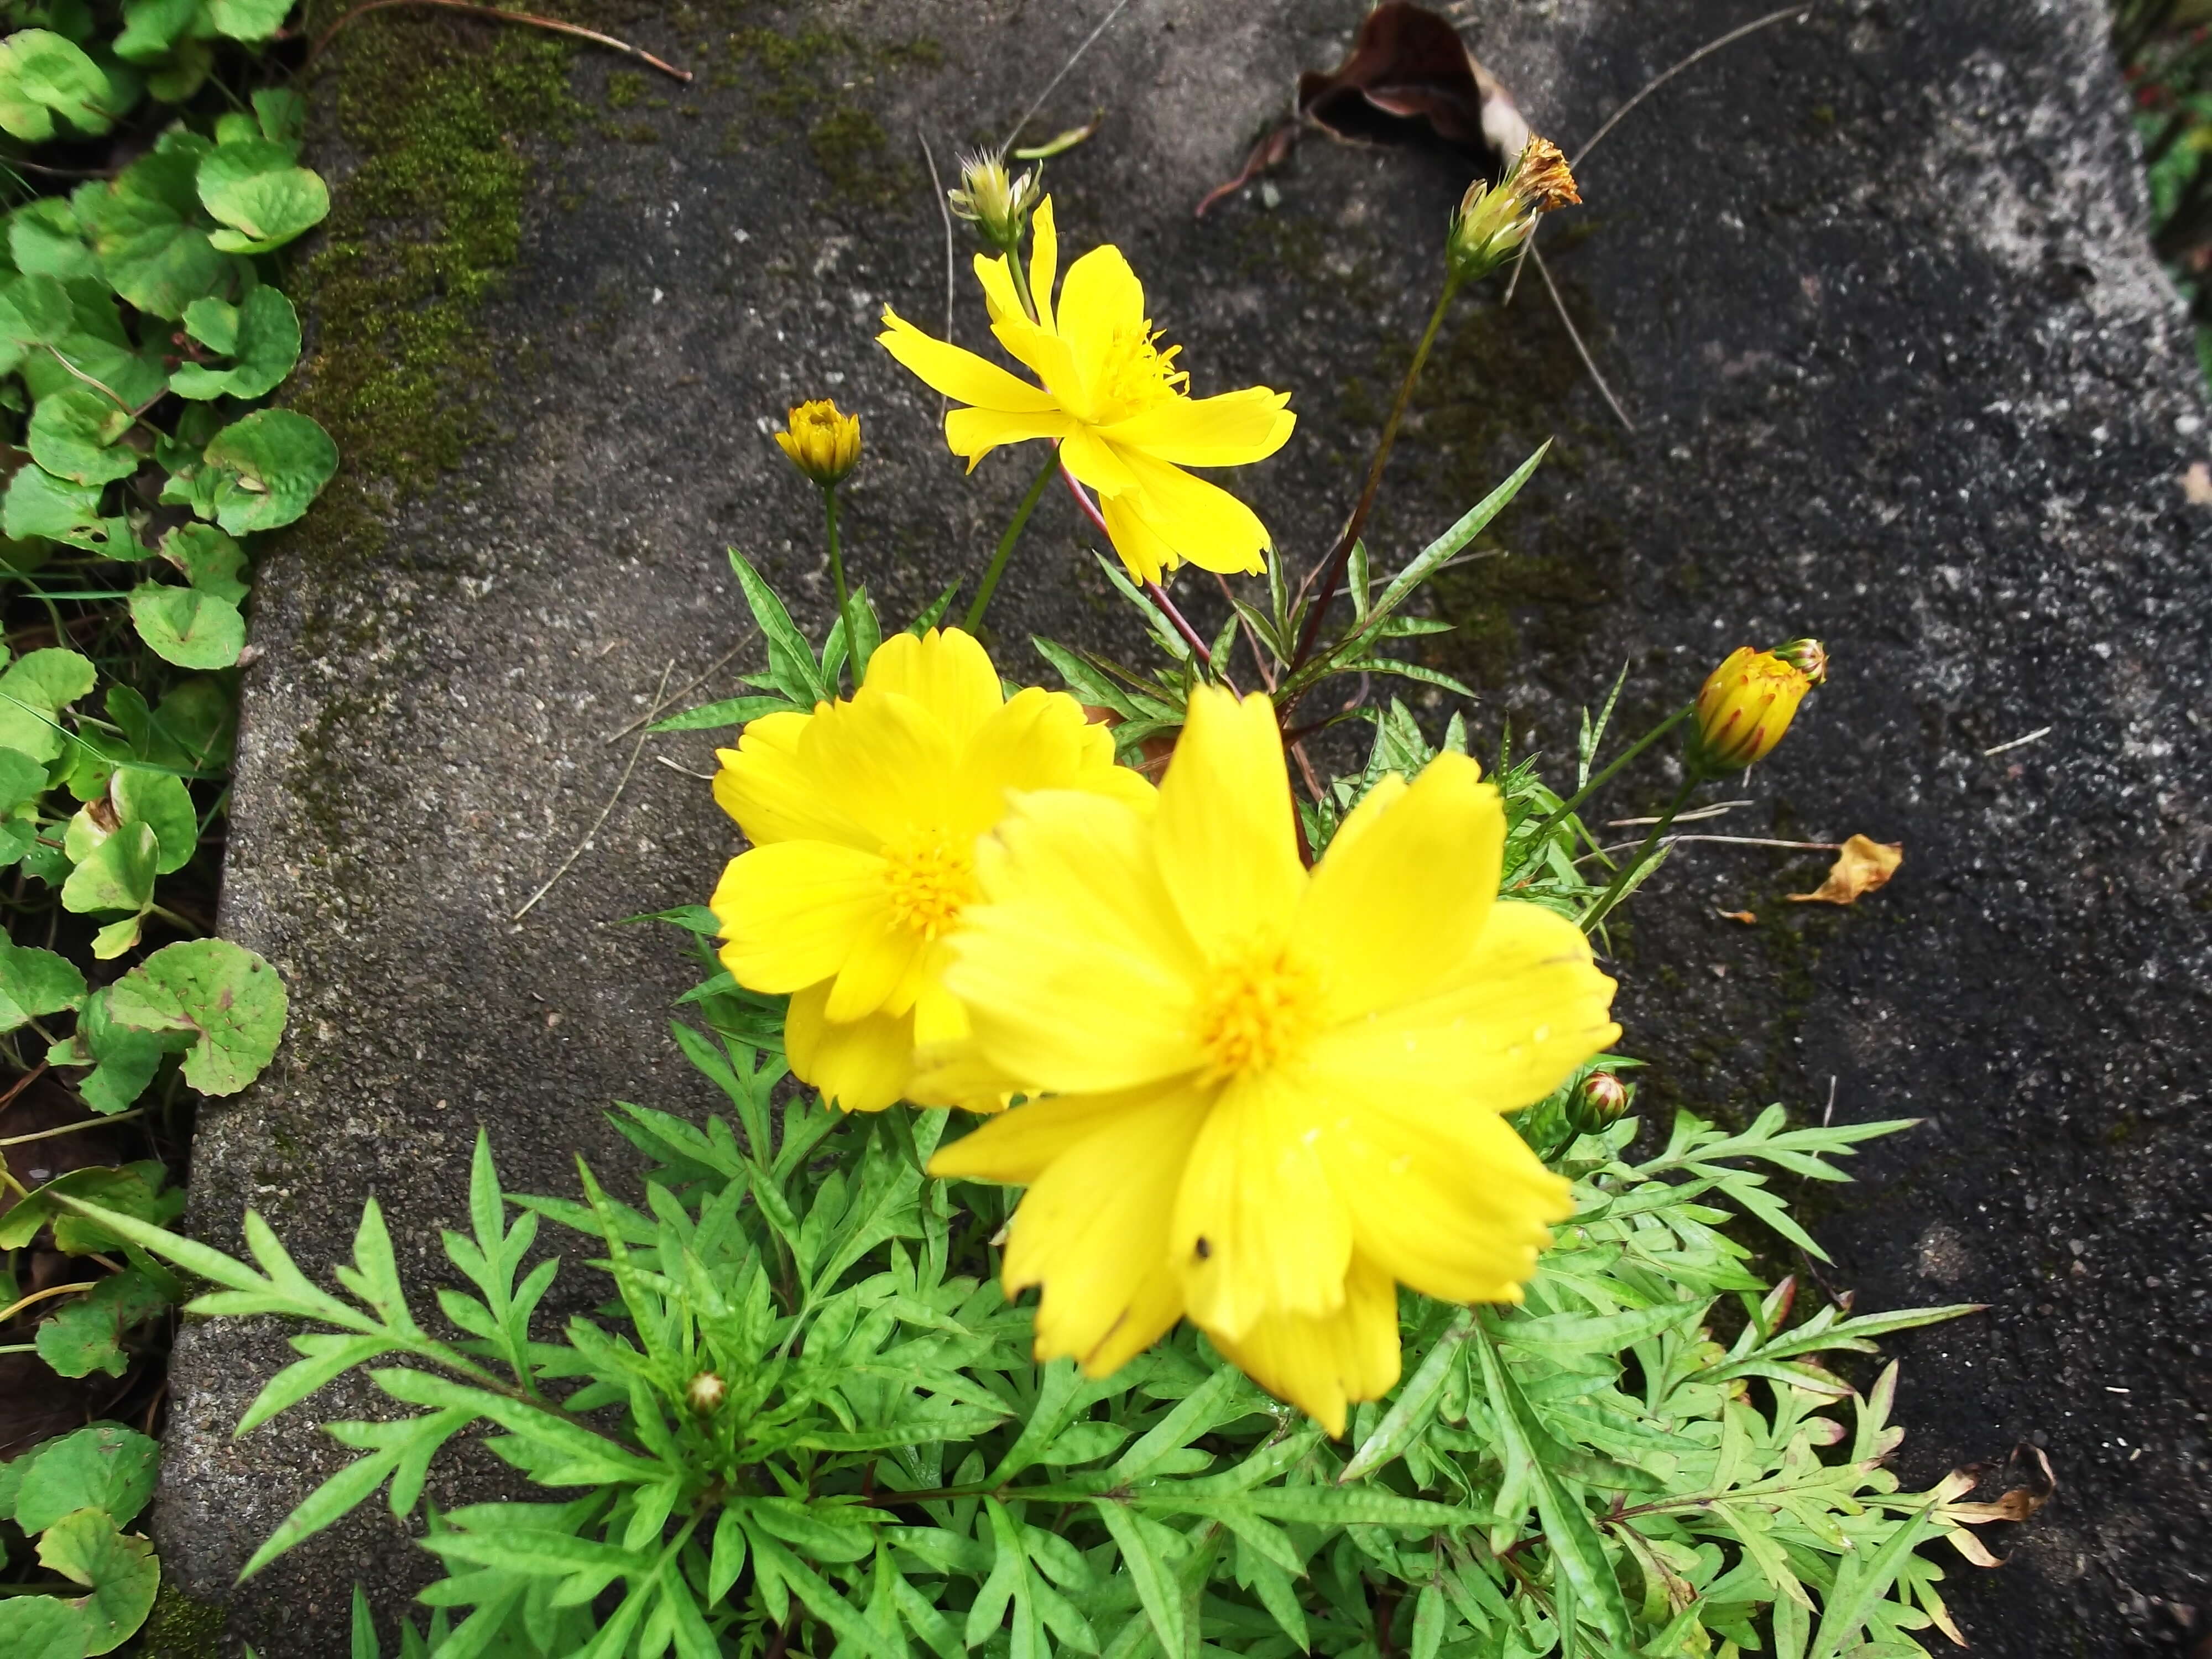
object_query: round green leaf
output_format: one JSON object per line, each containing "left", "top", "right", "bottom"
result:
{"left": 207, "top": 0, "right": 294, "bottom": 43}
{"left": 36, "top": 1508, "right": 160, "bottom": 1653}
{"left": 8, "top": 199, "right": 97, "bottom": 282}
{"left": 169, "top": 286, "right": 299, "bottom": 402}
{"left": 197, "top": 139, "right": 328, "bottom": 252}
{"left": 60, "top": 820, "right": 158, "bottom": 917}
{"left": 13, "top": 1423, "right": 161, "bottom": 1533}
{"left": 115, "top": 0, "right": 202, "bottom": 64}
{"left": 200, "top": 408, "right": 336, "bottom": 534}
{"left": 0, "top": 935, "right": 88, "bottom": 1031}
{"left": 158, "top": 521, "right": 248, "bottom": 602}
{"left": 110, "top": 765, "right": 197, "bottom": 873}
{"left": 0, "top": 273, "right": 75, "bottom": 352}
{"left": 34, "top": 1269, "right": 171, "bottom": 1380}
{"left": 82, "top": 148, "right": 222, "bottom": 320}
{"left": 2, "top": 461, "right": 127, "bottom": 554}
{"left": 28, "top": 387, "right": 138, "bottom": 486}
{"left": 0, "top": 1593, "right": 90, "bottom": 1659}
{"left": 0, "top": 646, "right": 97, "bottom": 761}
{"left": 0, "top": 30, "right": 118, "bottom": 143}
{"left": 103, "top": 938, "right": 288, "bottom": 1095}
{"left": 128, "top": 582, "right": 243, "bottom": 669}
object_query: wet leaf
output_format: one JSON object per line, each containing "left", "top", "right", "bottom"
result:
{"left": 1788, "top": 835, "right": 1902, "bottom": 906}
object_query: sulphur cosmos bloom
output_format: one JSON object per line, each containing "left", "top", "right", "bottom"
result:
{"left": 924, "top": 687, "right": 1619, "bottom": 1433}
{"left": 877, "top": 197, "right": 1295, "bottom": 585}
{"left": 710, "top": 628, "right": 1151, "bottom": 1113}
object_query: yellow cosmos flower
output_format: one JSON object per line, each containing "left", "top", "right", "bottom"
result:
{"left": 1691, "top": 641, "right": 1824, "bottom": 772}
{"left": 709, "top": 628, "right": 1152, "bottom": 1113}
{"left": 774, "top": 399, "right": 862, "bottom": 487}
{"left": 923, "top": 688, "right": 1620, "bottom": 1433}
{"left": 876, "top": 197, "right": 1296, "bottom": 585}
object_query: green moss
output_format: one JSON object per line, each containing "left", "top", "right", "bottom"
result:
{"left": 716, "top": 23, "right": 935, "bottom": 201}
{"left": 605, "top": 67, "right": 644, "bottom": 108}
{"left": 141, "top": 1579, "right": 226, "bottom": 1659}
{"left": 290, "top": 14, "right": 586, "bottom": 550}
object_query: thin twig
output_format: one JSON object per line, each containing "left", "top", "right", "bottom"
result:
{"left": 599, "top": 637, "right": 752, "bottom": 744}
{"left": 1981, "top": 726, "right": 2051, "bottom": 757}
{"left": 307, "top": 0, "right": 692, "bottom": 81}
{"left": 918, "top": 131, "right": 957, "bottom": 421}
{"left": 1532, "top": 244, "right": 1634, "bottom": 431}
{"left": 1000, "top": 0, "right": 1134, "bottom": 154}
{"left": 1571, "top": 4, "right": 1813, "bottom": 169}
{"left": 654, "top": 754, "right": 716, "bottom": 781}
{"left": 515, "top": 661, "right": 676, "bottom": 922}
{"left": 1584, "top": 832, "right": 1840, "bottom": 859}
{"left": 0, "top": 1062, "right": 49, "bottom": 1118}
{"left": 0, "top": 1108, "right": 144, "bottom": 1148}
{"left": 1608, "top": 799, "right": 1751, "bottom": 827}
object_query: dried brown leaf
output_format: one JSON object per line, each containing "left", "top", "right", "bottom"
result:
{"left": 1788, "top": 834, "right": 1902, "bottom": 905}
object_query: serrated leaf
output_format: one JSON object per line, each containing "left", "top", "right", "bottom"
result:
{"left": 103, "top": 938, "right": 288, "bottom": 1094}
{"left": 14, "top": 1422, "right": 161, "bottom": 1532}
{"left": 647, "top": 693, "right": 793, "bottom": 733}
{"left": 726, "top": 548, "right": 828, "bottom": 706}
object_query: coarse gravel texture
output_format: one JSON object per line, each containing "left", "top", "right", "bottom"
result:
{"left": 154, "top": 0, "right": 2210, "bottom": 1652}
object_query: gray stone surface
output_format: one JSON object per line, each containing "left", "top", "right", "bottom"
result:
{"left": 156, "top": 0, "right": 2209, "bottom": 1652}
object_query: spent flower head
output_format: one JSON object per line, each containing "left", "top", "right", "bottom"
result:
{"left": 1447, "top": 134, "right": 1582, "bottom": 284}
{"left": 948, "top": 150, "right": 1042, "bottom": 250}
{"left": 708, "top": 628, "right": 1152, "bottom": 1113}
{"left": 921, "top": 687, "right": 1619, "bottom": 1433}
{"left": 775, "top": 399, "right": 862, "bottom": 488}
{"left": 1691, "top": 640, "right": 1827, "bottom": 773}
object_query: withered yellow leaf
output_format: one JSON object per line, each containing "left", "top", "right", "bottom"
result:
{"left": 1789, "top": 834, "right": 1902, "bottom": 905}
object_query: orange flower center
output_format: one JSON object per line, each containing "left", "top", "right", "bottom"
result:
{"left": 1195, "top": 942, "right": 1322, "bottom": 1079}
{"left": 881, "top": 833, "right": 978, "bottom": 938}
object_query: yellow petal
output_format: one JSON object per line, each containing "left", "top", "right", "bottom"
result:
{"left": 877, "top": 307, "right": 1060, "bottom": 413}
{"left": 713, "top": 711, "right": 870, "bottom": 849}
{"left": 1205, "top": 1253, "right": 1400, "bottom": 1438}
{"left": 823, "top": 904, "right": 930, "bottom": 1021}
{"left": 974, "top": 249, "right": 1025, "bottom": 326}
{"left": 1096, "top": 387, "right": 1295, "bottom": 467}
{"left": 1030, "top": 194, "right": 1058, "bottom": 332}
{"left": 944, "top": 790, "right": 1204, "bottom": 1092}
{"left": 1002, "top": 1087, "right": 1204, "bottom": 1376}
{"left": 712, "top": 841, "right": 885, "bottom": 994}
{"left": 930, "top": 1088, "right": 1150, "bottom": 1183}
{"left": 1299, "top": 754, "right": 1503, "bottom": 1024}
{"left": 859, "top": 629, "right": 1004, "bottom": 751}
{"left": 946, "top": 406, "right": 1078, "bottom": 469}
{"left": 1321, "top": 1080, "right": 1573, "bottom": 1305}
{"left": 990, "top": 313, "right": 1085, "bottom": 408}
{"left": 1319, "top": 899, "right": 1620, "bottom": 1113}
{"left": 798, "top": 687, "right": 961, "bottom": 846}
{"left": 786, "top": 980, "right": 914, "bottom": 1112}
{"left": 1172, "top": 1071, "right": 1353, "bottom": 1338}
{"left": 951, "top": 686, "right": 1155, "bottom": 828}
{"left": 1060, "top": 427, "right": 1138, "bottom": 497}
{"left": 1112, "top": 448, "right": 1273, "bottom": 574}
{"left": 1098, "top": 491, "right": 1175, "bottom": 585}
{"left": 1055, "top": 245, "right": 1149, "bottom": 405}
{"left": 1155, "top": 687, "right": 1304, "bottom": 951}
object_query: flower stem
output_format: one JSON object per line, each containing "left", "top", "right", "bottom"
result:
{"left": 1582, "top": 770, "right": 1701, "bottom": 935}
{"left": 823, "top": 484, "right": 861, "bottom": 688}
{"left": 1535, "top": 703, "right": 1694, "bottom": 836}
{"left": 966, "top": 451, "right": 1060, "bottom": 633}
{"left": 1287, "top": 270, "right": 1463, "bottom": 680}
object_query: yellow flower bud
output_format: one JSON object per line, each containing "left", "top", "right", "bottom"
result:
{"left": 948, "top": 151, "right": 1041, "bottom": 249}
{"left": 774, "top": 399, "right": 862, "bottom": 488}
{"left": 1446, "top": 135, "right": 1581, "bottom": 284}
{"left": 686, "top": 1372, "right": 726, "bottom": 1415}
{"left": 1691, "top": 641, "right": 1825, "bottom": 772}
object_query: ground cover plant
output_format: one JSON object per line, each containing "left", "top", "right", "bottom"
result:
{"left": 0, "top": 0, "right": 321, "bottom": 1644}
{"left": 35, "top": 118, "right": 2056, "bottom": 1658}
{"left": 2116, "top": 0, "right": 2212, "bottom": 375}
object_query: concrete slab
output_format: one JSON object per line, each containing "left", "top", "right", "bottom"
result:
{"left": 154, "top": 1, "right": 2208, "bottom": 1652}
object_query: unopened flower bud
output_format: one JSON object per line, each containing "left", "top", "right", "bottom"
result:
{"left": 775, "top": 399, "right": 862, "bottom": 488}
{"left": 948, "top": 152, "right": 1041, "bottom": 251}
{"left": 1579, "top": 1071, "right": 1629, "bottom": 1128}
{"left": 1690, "top": 641, "right": 1825, "bottom": 773}
{"left": 686, "top": 1372, "right": 727, "bottom": 1415}
{"left": 1446, "top": 135, "right": 1580, "bottom": 284}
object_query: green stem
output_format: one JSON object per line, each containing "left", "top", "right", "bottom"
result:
{"left": 1582, "top": 771, "right": 1701, "bottom": 936}
{"left": 1535, "top": 703, "right": 1694, "bottom": 836}
{"left": 1005, "top": 242, "right": 1040, "bottom": 324}
{"left": 966, "top": 451, "right": 1058, "bottom": 633}
{"left": 1287, "top": 270, "right": 1463, "bottom": 679}
{"left": 823, "top": 484, "right": 860, "bottom": 690}
{"left": 148, "top": 904, "right": 203, "bottom": 937}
